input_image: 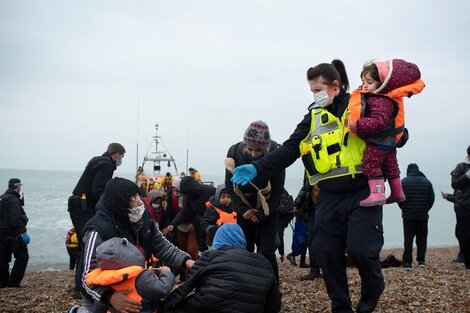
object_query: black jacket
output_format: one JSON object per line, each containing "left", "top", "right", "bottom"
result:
{"left": 82, "top": 200, "right": 190, "bottom": 303}
{"left": 170, "top": 177, "right": 216, "bottom": 227}
{"left": 0, "top": 190, "right": 28, "bottom": 236}
{"left": 399, "top": 173, "right": 435, "bottom": 220}
{"left": 225, "top": 141, "right": 285, "bottom": 222}
{"left": 252, "top": 90, "right": 368, "bottom": 193}
{"left": 451, "top": 161, "right": 470, "bottom": 210}
{"left": 163, "top": 247, "right": 281, "bottom": 313}
{"left": 72, "top": 152, "right": 117, "bottom": 208}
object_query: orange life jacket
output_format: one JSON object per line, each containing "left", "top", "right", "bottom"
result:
{"left": 205, "top": 202, "right": 237, "bottom": 226}
{"left": 85, "top": 266, "right": 145, "bottom": 303}
{"left": 348, "top": 79, "right": 425, "bottom": 146}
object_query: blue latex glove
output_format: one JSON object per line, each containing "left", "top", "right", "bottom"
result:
{"left": 21, "top": 233, "right": 30, "bottom": 245}
{"left": 231, "top": 164, "right": 257, "bottom": 186}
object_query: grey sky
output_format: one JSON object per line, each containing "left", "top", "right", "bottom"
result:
{"left": 1, "top": 0, "right": 469, "bottom": 189}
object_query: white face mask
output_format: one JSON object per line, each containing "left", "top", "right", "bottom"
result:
{"left": 313, "top": 90, "right": 331, "bottom": 107}
{"left": 128, "top": 204, "right": 145, "bottom": 223}
{"left": 152, "top": 203, "right": 161, "bottom": 210}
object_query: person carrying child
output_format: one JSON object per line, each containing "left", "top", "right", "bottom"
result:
{"left": 85, "top": 237, "right": 175, "bottom": 313}
{"left": 200, "top": 184, "right": 236, "bottom": 248}
{"left": 348, "top": 59, "right": 425, "bottom": 206}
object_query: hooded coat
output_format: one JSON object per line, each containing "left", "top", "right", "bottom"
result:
{"left": 162, "top": 224, "right": 281, "bottom": 313}
{"left": 170, "top": 176, "right": 216, "bottom": 228}
{"left": 82, "top": 178, "right": 189, "bottom": 306}
{"left": 398, "top": 164, "right": 435, "bottom": 220}
{"left": 451, "top": 158, "right": 470, "bottom": 210}
{"left": 356, "top": 59, "right": 421, "bottom": 142}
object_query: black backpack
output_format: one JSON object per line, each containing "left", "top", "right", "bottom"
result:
{"left": 278, "top": 189, "right": 294, "bottom": 217}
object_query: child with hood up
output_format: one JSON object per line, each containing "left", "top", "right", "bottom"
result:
{"left": 348, "top": 59, "right": 425, "bottom": 207}
{"left": 200, "top": 184, "right": 236, "bottom": 248}
{"left": 85, "top": 237, "right": 175, "bottom": 313}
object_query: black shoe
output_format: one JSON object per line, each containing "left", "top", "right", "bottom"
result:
{"left": 300, "top": 269, "right": 322, "bottom": 281}
{"left": 68, "top": 305, "right": 80, "bottom": 313}
{"left": 453, "top": 253, "right": 465, "bottom": 263}
{"left": 356, "top": 283, "right": 384, "bottom": 313}
{"left": 299, "top": 262, "right": 309, "bottom": 268}
{"left": 286, "top": 254, "right": 297, "bottom": 266}
{"left": 418, "top": 261, "right": 425, "bottom": 268}
{"left": 402, "top": 262, "right": 412, "bottom": 268}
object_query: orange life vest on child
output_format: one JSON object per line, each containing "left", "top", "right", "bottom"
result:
{"left": 86, "top": 266, "right": 145, "bottom": 303}
{"left": 205, "top": 202, "right": 237, "bottom": 226}
{"left": 348, "top": 79, "right": 425, "bottom": 146}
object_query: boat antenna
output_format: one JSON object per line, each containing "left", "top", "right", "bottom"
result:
{"left": 185, "top": 120, "right": 190, "bottom": 175}
{"left": 135, "top": 95, "right": 140, "bottom": 175}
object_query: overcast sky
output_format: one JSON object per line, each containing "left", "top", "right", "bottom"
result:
{"left": 1, "top": 0, "right": 469, "bottom": 188}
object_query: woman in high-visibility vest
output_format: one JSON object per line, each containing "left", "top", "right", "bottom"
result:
{"left": 231, "top": 59, "right": 385, "bottom": 313}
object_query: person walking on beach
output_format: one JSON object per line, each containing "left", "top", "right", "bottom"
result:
{"left": 399, "top": 163, "right": 435, "bottom": 268}
{"left": 76, "top": 177, "right": 193, "bottom": 313}
{"left": 231, "top": 60, "right": 385, "bottom": 313}
{"left": 68, "top": 143, "right": 125, "bottom": 298}
{"left": 225, "top": 120, "right": 285, "bottom": 284}
{"left": 448, "top": 145, "right": 470, "bottom": 269}
{"left": 441, "top": 190, "right": 465, "bottom": 262}
{"left": 0, "top": 178, "right": 30, "bottom": 288}
{"left": 162, "top": 223, "right": 281, "bottom": 313}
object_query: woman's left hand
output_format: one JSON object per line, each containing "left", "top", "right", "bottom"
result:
{"left": 185, "top": 259, "right": 195, "bottom": 269}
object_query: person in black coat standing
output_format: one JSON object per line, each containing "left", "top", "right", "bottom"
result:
{"left": 68, "top": 142, "right": 125, "bottom": 298}
{"left": 0, "top": 178, "right": 29, "bottom": 288}
{"left": 162, "top": 223, "right": 281, "bottom": 313}
{"left": 399, "top": 163, "right": 435, "bottom": 268}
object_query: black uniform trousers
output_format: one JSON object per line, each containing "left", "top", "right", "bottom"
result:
{"left": 402, "top": 218, "right": 428, "bottom": 264}
{"left": 237, "top": 211, "right": 280, "bottom": 283}
{"left": 455, "top": 205, "right": 470, "bottom": 267}
{"left": 68, "top": 198, "right": 95, "bottom": 298}
{"left": 307, "top": 210, "right": 320, "bottom": 271}
{"left": 0, "top": 235, "right": 29, "bottom": 287}
{"left": 313, "top": 187, "right": 384, "bottom": 313}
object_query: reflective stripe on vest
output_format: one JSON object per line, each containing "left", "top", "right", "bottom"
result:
{"left": 299, "top": 106, "right": 365, "bottom": 185}
{"left": 86, "top": 266, "right": 144, "bottom": 302}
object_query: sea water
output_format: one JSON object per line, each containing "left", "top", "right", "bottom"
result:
{"left": 0, "top": 168, "right": 458, "bottom": 271}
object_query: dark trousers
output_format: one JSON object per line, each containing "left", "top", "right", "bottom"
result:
{"left": 402, "top": 218, "right": 428, "bottom": 263}
{"left": 68, "top": 199, "right": 95, "bottom": 297}
{"left": 277, "top": 214, "right": 292, "bottom": 256}
{"left": 313, "top": 187, "right": 384, "bottom": 313}
{"left": 0, "top": 236, "right": 29, "bottom": 287}
{"left": 238, "top": 211, "right": 279, "bottom": 283}
{"left": 455, "top": 205, "right": 470, "bottom": 267}
{"left": 307, "top": 211, "right": 320, "bottom": 271}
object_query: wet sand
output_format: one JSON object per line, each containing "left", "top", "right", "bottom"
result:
{"left": 1, "top": 246, "right": 469, "bottom": 313}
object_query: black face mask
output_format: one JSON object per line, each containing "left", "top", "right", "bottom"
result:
{"left": 244, "top": 151, "right": 263, "bottom": 162}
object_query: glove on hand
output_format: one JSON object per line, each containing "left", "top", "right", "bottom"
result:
{"left": 231, "top": 164, "right": 257, "bottom": 186}
{"left": 21, "top": 233, "right": 30, "bottom": 245}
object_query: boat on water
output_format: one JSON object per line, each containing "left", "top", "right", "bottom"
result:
{"left": 136, "top": 124, "right": 181, "bottom": 193}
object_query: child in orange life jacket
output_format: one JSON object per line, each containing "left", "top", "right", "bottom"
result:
{"left": 200, "top": 184, "right": 237, "bottom": 248}
{"left": 86, "top": 237, "right": 175, "bottom": 313}
{"left": 348, "top": 59, "right": 425, "bottom": 206}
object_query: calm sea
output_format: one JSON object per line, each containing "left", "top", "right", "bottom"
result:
{"left": 0, "top": 168, "right": 458, "bottom": 272}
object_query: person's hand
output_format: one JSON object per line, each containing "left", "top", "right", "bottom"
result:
{"left": 109, "top": 289, "right": 141, "bottom": 313}
{"left": 231, "top": 164, "right": 257, "bottom": 186}
{"left": 293, "top": 206, "right": 298, "bottom": 215}
{"left": 187, "top": 223, "right": 195, "bottom": 232}
{"left": 185, "top": 259, "right": 195, "bottom": 269}
{"left": 251, "top": 215, "right": 259, "bottom": 223}
{"left": 162, "top": 225, "right": 174, "bottom": 236}
{"left": 441, "top": 191, "right": 448, "bottom": 200}
{"left": 466, "top": 169, "right": 470, "bottom": 179}
{"left": 348, "top": 121, "right": 357, "bottom": 133}
{"left": 157, "top": 266, "right": 171, "bottom": 273}
{"left": 162, "top": 201, "right": 168, "bottom": 209}
{"left": 243, "top": 209, "right": 255, "bottom": 220}
{"left": 21, "top": 233, "right": 30, "bottom": 245}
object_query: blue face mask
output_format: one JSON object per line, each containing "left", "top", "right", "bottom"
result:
{"left": 115, "top": 159, "right": 122, "bottom": 167}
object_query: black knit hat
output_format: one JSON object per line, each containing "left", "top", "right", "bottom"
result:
{"left": 103, "top": 178, "right": 140, "bottom": 216}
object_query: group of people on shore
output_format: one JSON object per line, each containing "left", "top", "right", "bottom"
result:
{"left": 2, "top": 58, "right": 470, "bottom": 313}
